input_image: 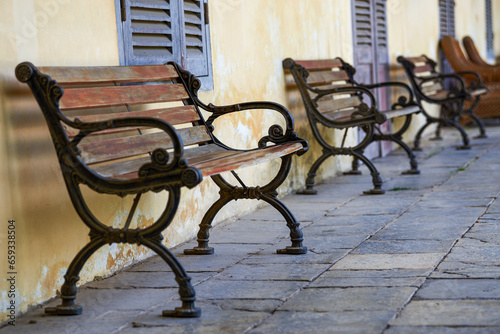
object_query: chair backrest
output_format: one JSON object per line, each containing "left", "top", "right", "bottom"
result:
{"left": 283, "top": 58, "right": 368, "bottom": 122}
{"left": 15, "top": 62, "right": 212, "bottom": 174}
{"left": 397, "top": 55, "right": 447, "bottom": 100}
{"left": 462, "top": 36, "right": 491, "bottom": 67}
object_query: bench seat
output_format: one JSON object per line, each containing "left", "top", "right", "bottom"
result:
{"left": 283, "top": 57, "right": 421, "bottom": 195}
{"left": 16, "top": 61, "right": 308, "bottom": 319}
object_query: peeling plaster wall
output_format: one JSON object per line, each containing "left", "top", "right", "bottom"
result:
{"left": 386, "top": 0, "right": 441, "bottom": 144}
{"left": 455, "top": 0, "right": 487, "bottom": 59}
{"left": 0, "top": 0, "right": 493, "bottom": 324}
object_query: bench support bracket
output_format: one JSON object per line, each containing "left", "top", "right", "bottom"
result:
{"left": 184, "top": 156, "right": 307, "bottom": 255}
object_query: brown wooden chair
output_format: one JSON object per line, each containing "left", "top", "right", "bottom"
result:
{"left": 462, "top": 36, "right": 499, "bottom": 68}
{"left": 440, "top": 35, "right": 500, "bottom": 123}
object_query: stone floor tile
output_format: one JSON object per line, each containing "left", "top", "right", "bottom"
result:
{"left": 415, "top": 279, "right": 500, "bottom": 300}
{"left": 390, "top": 300, "right": 500, "bottom": 326}
{"left": 128, "top": 301, "right": 269, "bottom": 334}
{"left": 353, "top": 239, "right": 456, "bottom": 254}
{"left": 332, "top": 253, "right": 445, "bottom": 270}
{"left": 385, "top": 326, "right": 500, "bottom": 334}
{"left": 195, "top": 280, "right": 306, "bottom": 300}
{"left": 216, "top": 262, "right": 330, "bottom": 281}
{"left": 248, "top": 310, "right": 396, "bottom": 334}
{"left": 278, "top": 287, "right": 416, "bottom": 312}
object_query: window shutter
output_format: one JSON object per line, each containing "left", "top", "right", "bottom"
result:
{"left": 353, "top": 0, "right": 373, "bottom": 47}
{"left": 439, "top": 0, "right": 455, "bottom": 37}
{"left": 122, "top": 0, "right": 181, "bottom": 65}
{"left": 486, "top": 0, "right": 494, "bottom": 60}
{"left": 180, "top": 0, "right": 209, "bottom": 76}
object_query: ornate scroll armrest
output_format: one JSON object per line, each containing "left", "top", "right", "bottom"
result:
{"left": 456, "top": 71, "right": 486, "bottom": 91}
{"left": 360, "top": 81, "right": 416, "bottom": 108}
{"left": 71, "top": 117, "right": 202, "bottom": 189}
{"left": 197, "top": 100, "right": 308, "bottom": 155}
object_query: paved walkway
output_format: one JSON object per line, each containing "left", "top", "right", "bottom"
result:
{"left": 3, "top": 126, "right": 500, "bottom": 333}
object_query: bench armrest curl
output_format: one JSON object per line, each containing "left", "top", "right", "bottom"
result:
{"left": 197, "top": 100, "right": 309, "bottom": 154}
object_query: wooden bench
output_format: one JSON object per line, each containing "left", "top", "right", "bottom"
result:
{"left": 397, "top": 55, "right": 488, "bottom": 149}
{"left": 15, "top": 61, "right": 308, "bottom": 318}
{"left": 283, "top": 58, "right": 421, "bottom": 195}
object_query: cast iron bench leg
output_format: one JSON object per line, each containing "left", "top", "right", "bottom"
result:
{"left": 46, "top": 181, "right": 200, "bottom": 317}
{"left": 184, "top": 156, "right": 307, "bottom": 255}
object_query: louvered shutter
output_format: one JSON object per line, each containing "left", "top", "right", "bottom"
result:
{"left": 486, "top": 0, "right": 494, "bottom": 61}
{"left": 352, "top": 0, "right": 391, "bottom": 158}
{"left": 117, "top": 0, "right": 212, "bottom": 86}
{"left": 438, "top": 0, "right": 455, "bottom": 78}
{"left": 122, "top": 0, "right": 181, "bottom": 65}
{"left": 180, "top": 0, "right": 209, "bottom": 76}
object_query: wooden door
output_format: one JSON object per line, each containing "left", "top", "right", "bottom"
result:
{"left": 352, "top": 0, "right": 391, "bottom": 158}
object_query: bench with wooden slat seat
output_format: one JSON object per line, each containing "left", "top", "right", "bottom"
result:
{"left": 283, "top": 57, "right": 421, "bottom": 195}
{"left": 15, "top": 61, "right": 308, "bottom": 318}
{"left": 397, "top": 55, "right": 488, "bottom": 149}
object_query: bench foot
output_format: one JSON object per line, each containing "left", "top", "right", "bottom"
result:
{"left": 45, "top": 303, "right": 82, "bottom": 316}
{"left": 402, "top": 169, "right": 420, "bottom": 175}
{"left": 412, "top": 146, "right": 423, "bottom": 152}
{"left": 277, "top": 245, "right": 308, "bottom": 254}
{"left": 430, "top": 136, "right": 443, "bottom": 141}
{"left": 474, "top": 134, "right": 487, "bottom": 139}
{"left": 363, "top": 188, "right": 385, "bottom": 195}
{"left": 162, "top": 303, "right": 201, "bottom": 318}
{"left": 456, "top": 145, "right": 471, "bottom": 150}
{"left": 183, "top": 246, "right": 214, "bottom": 255}
{"left": 343, "top": 170, "right": 362, "bottom": 175}
{"left": 297, "top": 188, "right": 318, "bottom": 195}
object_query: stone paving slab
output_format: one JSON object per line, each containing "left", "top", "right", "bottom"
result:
{"left": 248, "top": 310, "right": 397, "bottom": 334}
{"left": 278, "top": 287, "right": 416, "bottom": 312}
{"left": 3, "top": 127, "right": 500, "bottom": 333}
{"left": 390, "top": 300, "right": 500, "bottom": 326}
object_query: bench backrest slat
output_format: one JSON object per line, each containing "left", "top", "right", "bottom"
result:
{"left": 21, "top": 63, "right": 214, "bottom": 174}
{"left": 316, "top": 95, "right": 361, "bottom": 113}
{"left": 80, "top": 125, "right": 211, "bottom": 164}
{"left": 59, "top": 84, "right": 189, "bottom": 110}
{"left": 284, "top": 58, "right": 366, "bottom": 121}
{"left": 38, "top": 65, "right": 179, "bottom": 85}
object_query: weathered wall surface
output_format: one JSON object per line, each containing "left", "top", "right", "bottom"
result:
{"left": 386, "top": 0, "right": 441, "bottom": 143}
{"left": 0, "top": 0, "right": 496, "bottom": 323}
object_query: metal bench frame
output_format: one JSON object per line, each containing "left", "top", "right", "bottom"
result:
{"left": 397, "top": 55, "right": 488, "bottom": 150}
{"left": 15, "top": 61, "right": 308, "bottom": 318}
{"left": 283, "top": 57, "right": 421, "bottom": 195}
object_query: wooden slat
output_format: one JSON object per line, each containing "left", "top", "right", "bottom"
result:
{"left": 194, "top": 143, "right": 304, "bottom": 177}
{"left": 380, "top": 105, "right": 420, "bottom": 118}
{"left": 64, "top": 105, "right": 200, "bottom": 138}
{"left": 405, "top": 56, "right": 429, "bottom": 63}
{"left": 91, "top": 144, "right": 227, "bottom": 179}
{"left": 421, "top": 82, "right": 442, "bottom": 93}
{"left": 295, "top": 59, "right": 343, "bottom": 71}
{"left": 317, "top": 95, "right": 361, "bottom": 113}
{"left": 306, "top": 70, "right": 349, "bottom": 86}
{"left": 39, "top": 65, "right": 178, "bottom": 85}
{"left": 414, "top": 63, "right": 434, "bottom": 73}
{"left": 321, "top": 108, "right": 357, "bottom": 122}
{"left": 427, "top": 91, "right": 450, "bottom": 100}
{"left": 80, "top": 125, "right": 211, "bottom": 164}
{"left": 90, "top": 142, "right": 304, "bottom": 179}
{"left": 65, "top": 105, "right": 199, "bottom": 133}
{"left": 60, "top": 84, "right": 189, "bottom": 110}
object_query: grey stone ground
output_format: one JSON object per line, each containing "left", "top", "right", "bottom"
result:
{"left": 3, "top": 126, "right": 500, "bottom": 333}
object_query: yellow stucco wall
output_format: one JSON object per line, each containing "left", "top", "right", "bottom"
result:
{"left": 0, "top": 0, "right": 357, "bottom": 322}
{"left": 0, "top": 0, "right": 496, "bottom": 323}
{"left": 386, "top": 0, "right": 441, "bottom": 143}
{"left": 455, "top": 0, "right": 487, "bottom": 59}
{"left": 494, "top": 0, "right": 500, "bottom": 59}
